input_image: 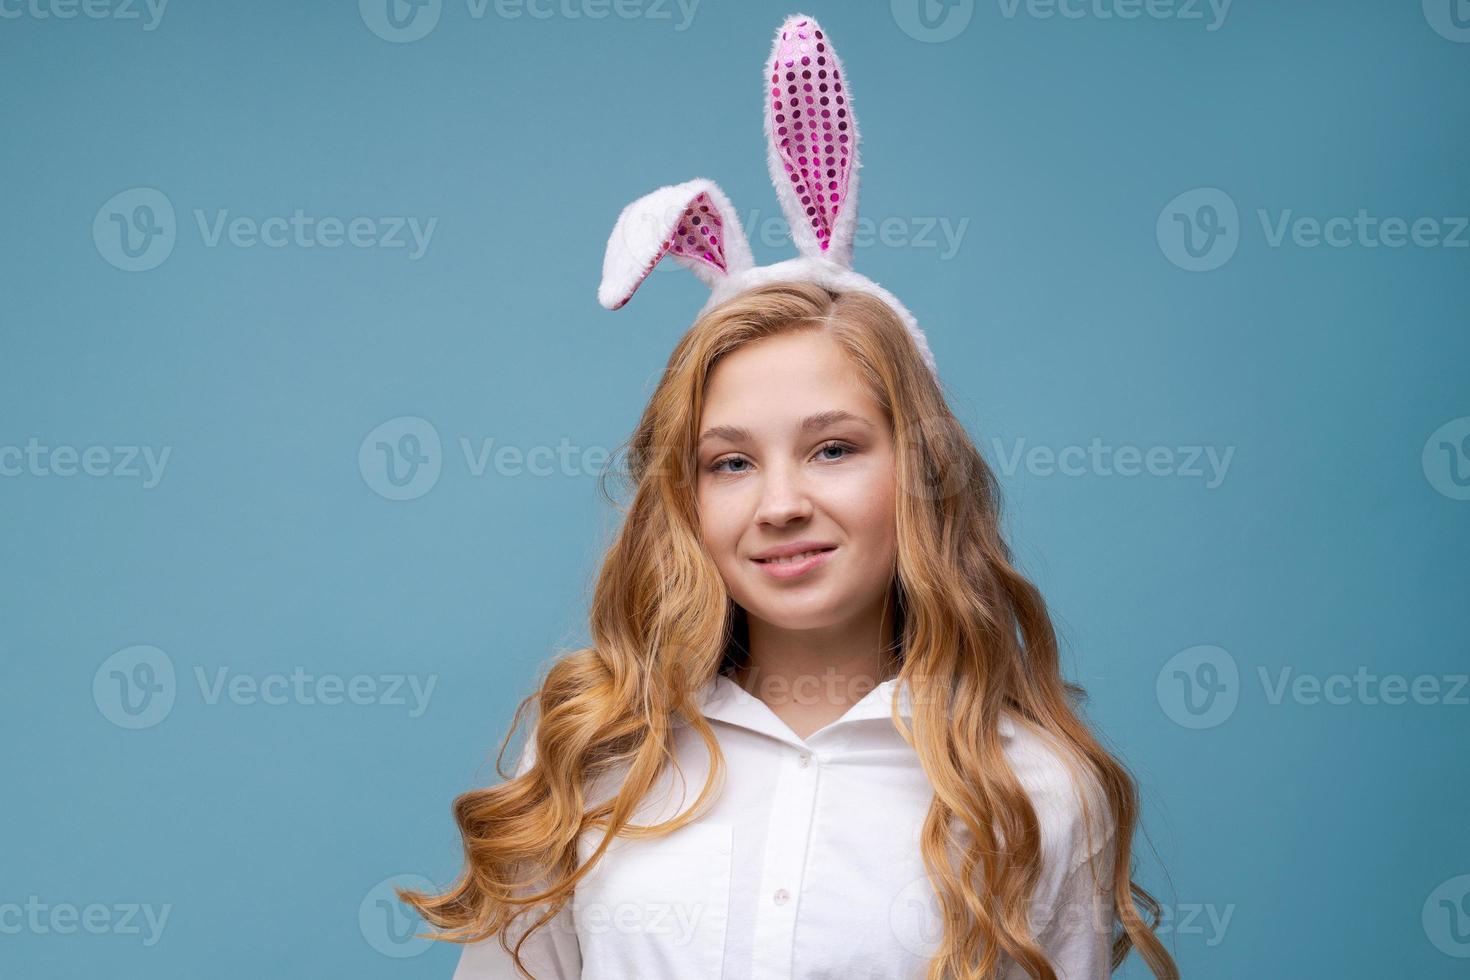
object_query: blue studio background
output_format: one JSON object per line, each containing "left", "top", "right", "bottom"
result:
{"left": 2, "top": 1, "right": 1467, "bottom": 977}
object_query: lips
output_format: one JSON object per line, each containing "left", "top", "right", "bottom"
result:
{"left": 753, "top": 548, "right": 834, "bottom": 565}
{"left": 749, "top": 540, "right": 838, "bottom": 562}
{"left": 749, "top": 545, "right": 837, "bottom": 581}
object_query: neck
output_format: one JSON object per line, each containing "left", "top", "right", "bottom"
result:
{"left": 731, "top": 592, "right": 901, "bottom": 710}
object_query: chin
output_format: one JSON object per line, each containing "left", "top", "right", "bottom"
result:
{"left": 745, "top": 596, "right": 850, "bottom": 631}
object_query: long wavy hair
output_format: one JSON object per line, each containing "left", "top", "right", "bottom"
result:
{"left": 400, "top": 280, "right": 1178, "bottom": 980}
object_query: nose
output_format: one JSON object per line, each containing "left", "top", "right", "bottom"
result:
{"left": 753, "top": 458, "right": 813, "bottom": 527}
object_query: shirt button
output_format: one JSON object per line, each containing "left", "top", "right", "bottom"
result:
{"left": 797, "top": 753, "right": 811, "bottom": 768}
{"left": 773, "top": 888, "right": 790, "bottom": 906}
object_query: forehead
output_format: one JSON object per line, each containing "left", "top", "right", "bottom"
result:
{"left": 700, "top": 330, "right": 877, "bottom": 422}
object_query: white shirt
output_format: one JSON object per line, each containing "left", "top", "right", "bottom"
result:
{"left": 452, "top": 673, "right": 1116, "bottom": 979}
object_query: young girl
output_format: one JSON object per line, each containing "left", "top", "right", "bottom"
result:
{"left": 402, "top": 15, "right": 1177, "bottom": 980}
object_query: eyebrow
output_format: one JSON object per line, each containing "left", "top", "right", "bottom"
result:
{"left": 697, "top": 409, "right": 875, "bottom": 447}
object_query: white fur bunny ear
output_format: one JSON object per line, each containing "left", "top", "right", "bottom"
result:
{"left": 764, "top": 14, "right": 861, "bottom": 267}
{"left": 598, "top": 178, "right": 755, "bottom": 311}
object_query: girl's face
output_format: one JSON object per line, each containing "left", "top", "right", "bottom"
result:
{"left": 694, "top": 329, "right": 898, "bottom": 631}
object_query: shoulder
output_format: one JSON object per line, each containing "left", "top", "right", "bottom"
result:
{"left": 995, "top": 713, "right": 1120, "bottom": 966}
{"left": 999, "top": 712, "right": 1116, "bottom": 882}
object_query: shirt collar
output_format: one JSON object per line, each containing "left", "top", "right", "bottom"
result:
{"left": 681, "top": 672, "right": 1017, "bottom": 743}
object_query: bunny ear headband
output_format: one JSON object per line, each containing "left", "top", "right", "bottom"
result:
{"left": 596, "top": 13, "right": 939, "bottom": 381}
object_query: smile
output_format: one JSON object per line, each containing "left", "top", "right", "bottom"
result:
{"left": 751, "top": 547, "right": 836, "bottom": 580}
{"left": 755, "top": 549, "right": 831, "bottom": 564}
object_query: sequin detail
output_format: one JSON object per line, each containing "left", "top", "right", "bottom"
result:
{"left": 665, "top": 191, "right": 728, "bottom": 273}
{"left": 612, "top": 190, "right": 729, "bottom": 309}
{"left": 770, "top": 17, "right": 850, "bottom": 252}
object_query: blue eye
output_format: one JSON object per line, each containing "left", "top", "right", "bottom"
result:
{"left": 707, "top": 441, "right": 857, "bottom": 475}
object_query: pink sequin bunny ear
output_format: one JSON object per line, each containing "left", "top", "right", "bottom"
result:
{"left": 594, "top": 15, "right": 940, "bottom": 382}
{"left": 597, "top": 178, "right": 755, "bottom": 311}
{"left": 764, "top": 14, "right": 860, "bottom": 268}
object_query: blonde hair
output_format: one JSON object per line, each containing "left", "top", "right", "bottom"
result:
{"left": 400, "top": 281, "right": 1178, "bottom": 980}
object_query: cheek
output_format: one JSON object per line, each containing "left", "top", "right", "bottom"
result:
{"left": 833, "top": 457, "right": 897, "bottom": 530}
{"left": 696, "top": 486, "right": 742, "bottom": 553}
{"left": 849, "top": 491, "right": 897, "bottom": 553}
